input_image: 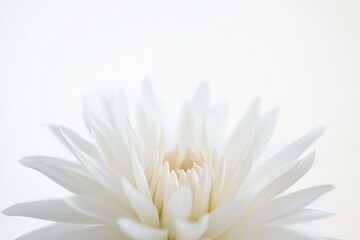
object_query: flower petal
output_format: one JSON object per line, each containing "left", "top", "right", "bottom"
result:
{"left": 251, "top": 108, "right": 278, "bottom": 158}
{"left": 57, "top": 126, "right": 133, "bottom": 212}
{"left": 48, "top": 125, "right": 100, "bottom": 160}
{"left": 91, "top": 117, "right": 134, "bottom": 181}
{"left": 82, "top": 91, "right": 115, "bottom": 132}
{"left": 65, "top": 195, "right": 134, "bottom": 223}
{"left": 18, "top": 224, "right": 130, "bottom": 240}
{"left": 272, "top": 209, "right": 334, "bottom": 225}
{"left": 248, "top": 185, "right": 334, "bottom": 225}
{"left": 254, "top": 151, "right": 316, "bottom": 205}
{"left": 118, "top": 218, "right": 168, "bottom": 240}
{"left": 19, "top": 156, "right": 108, "bottom": 197}
{"left": 222, "top": 226, "right": 314, "bottom": 240}
{"left": 129, "top": 147, "right": 152, "bottom": 200}
{"left": 175, "top": 214, "right": 209, "bottom": 240}
{"left": 122, "top": 178, "right": 160, "bottom": 227}
{"left": 211, "top": 157, "right": 226, "bottom": 209}
{"left": 253, "top": 127, "right": 325, "bottom": 180}
{"left": 162, "top": 186, "right": 193, "bottom": 239}
{"left": 191, "top": 164, "right": 211, "bottom": 219}
{"left": 204, "top": 189, "right": 255, "bottom": 239}
{"left": 225, "top": 98, "right": 261, "bottom": 159}
{"left": 2, "top": 199, "right": 99, "bottom": 224}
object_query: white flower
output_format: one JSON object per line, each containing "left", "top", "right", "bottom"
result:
{"left": 3, "top": 82, "right": 334, "bottom": 240}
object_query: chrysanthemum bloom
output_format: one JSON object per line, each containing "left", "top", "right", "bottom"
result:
{"left": 3, "top": 82, "right": 334, "bottom": 240}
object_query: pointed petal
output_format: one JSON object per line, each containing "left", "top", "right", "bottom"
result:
{"left": 90, "top": 120, "right": 120, "bottom": 168}
{"left": 211, "top": 158, "right": 226, "bottom": 209}
{"left": 154, "top": 161, "right": 170, "bottom": 212}
{"left": 17, "top": 224, "right": 87, "bottom": 240}
{"left": 272, "top": 209, "right": 334, "bottom": 225}
{"left": 254, "top": 151, "right": 316, "bottom": 205}
{"left": 122, "top": 178, "right": 159, "bottom": 227}
{"left": 226, "top": 98, "right": 261, "bottom": 154}
{"left": 2, "top": 199, "right": 99, "bottom": 224}
{"left": 162, "top": 186, "right": 193, "bottom": 239}
{"left": 225, "top": 99, "right": 261, "bottom": 172}
{"left": 254, "top": 127, "right": 325, "bottom": 179}
{"left": 162, "top": 170, "right": 180, "bottom": 210}
{"left": 223, "top": 226, "right": 314, "bottom": 240}
{"left": 91, "top": 117, "right": 133, "bottom": 180}
{"left": 191, "top": 165, "right": 211, "bottom": 219}
{"left": 82, "top": 91, "right": 114, "bottom": 132}
{"left": 65, "top": 195, "right": 134, "bottom": 223}
{"left": 130, "top": 147, "right": 152, "bottom": 200}
{"left": 57, "top": 126, "right": 133, "bottom": 211}
{"left": 48, "top": 125, "right": 100, "bottom": 160}
{"left": 249, "top": 185, "right": 334, "bottom": 225}
{"left": 204, "top": 190, "right": 254, "bottom": 239}
{"left": 18, "top": 224, "right": 130, "bottom": 240}
{"left": 251, "top": 108, "right": 278, "bottom": 158}
{"left": 19, "top": 156, "right": 108, "bottom": 196}
{"left": 118, "top": 218, "right": 168, "bottom": 240}
{"left": 175, "top": 214, "right": 209, "bottom": 240}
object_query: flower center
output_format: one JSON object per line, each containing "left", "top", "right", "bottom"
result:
{"left": 165, "top": 147, "right": 205, "bottom": 171}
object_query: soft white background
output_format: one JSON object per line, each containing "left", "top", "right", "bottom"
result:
{"left": 0, "top": 0, "right": 359, "bottom": 239}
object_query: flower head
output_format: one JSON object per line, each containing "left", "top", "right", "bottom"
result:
{"left": 3, "top": 82, "right": 333, "bottom": 239}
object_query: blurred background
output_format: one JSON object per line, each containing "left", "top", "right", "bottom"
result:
{"left": 0, "top": 0, "right": 359, "bottom": 239}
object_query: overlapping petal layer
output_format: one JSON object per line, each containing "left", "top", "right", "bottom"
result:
{"left": 3, "top": 82, "right": 333, "bottom": 239}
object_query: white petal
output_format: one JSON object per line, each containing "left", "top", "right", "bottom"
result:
{"left": 17, "top": 224, "right": 85, "bottom": 240}
{"left": 251, "top": 108, "right": 278, "bottom": 158}
{"left": 222, "top": 226, "right": 314, "bottom": 240}
{"left": 118, "top": 218, "right": 168, "bottom": 240}
{"left": 191, "top": 164, "right": 211, "bottom": 219}
{"left": 130, "top": 147, "right": 152, "bottom": 200}
{"left": 91, "top": 117, "right": 134, "bottom": 180}
{"left": 2, "top": 199, "right": 99, "bottom": 224}
{"left": 149, "top": 152, "right": 163, "bottom": 196}
{"left": 162, "top": 186, "right": 193, "bottom": 239}
{"left": 254, "top": 151, "right": 316, "bottom": 205}
{"left": 122, "top": 178, "right": 160, "bottom": 227}
{"left": 18, "top": 224, "right": 130, "bottom": 240}
{"left": 58, "top": 127, "right": 133, "bottom": 211}
{"left": 19, "top": 156, "right": 108, "bottom": 196}
{"left": 211, "top": 157, "right": 226, "bottom": 209}
{"left": 248, "top": 185, "right": 334, "bottom": 225}
{"left": 49, "top": 125, "right": 100, "bottom": 160}
{"left": 90, "top": 119, "right": 121, "bottom": 169}
{"left": 66, "top": 195, "right": 134, "bottom": 223}
{"left": 162, "top": 171, "right": 180, "bottom": 214}
{"left": 225, "top": 98, "right": 261, "bottom": 157}
{"left": 272, "top": 209, "right": 334, "bottom": 225}
{"left": 175, "top": 214, "right": 209, "bottom": 240}
{"left": 226, "top": 155, "right": 255, "bottom": 201}
{"left": 204, "top": 190, "right": 255, "bottom": 239}
{"left": 154, "top": 161, "right": 170, "bottom": 211}
{"left": 253, "top": 127, "right": 325, "bottom": 180}
{"left": 82, "top": 91, "right": 114, "bottom": 132}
